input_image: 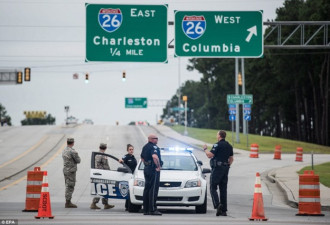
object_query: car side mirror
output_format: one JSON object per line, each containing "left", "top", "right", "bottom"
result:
{"left": 197, "top": 160, "right": 203, "bottom": 166}
{"left": 117, "top": 167, "right": 129, "bottom": 173}
{"left": 202, "top": 168, "right": 211, "bottom": 174}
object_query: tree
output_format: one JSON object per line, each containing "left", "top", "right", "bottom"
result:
{"left": 21, "top": 114, "right": 56, "bottom": 125}
{"left": 0, "top": 103, "right": 12, "bottom": 126}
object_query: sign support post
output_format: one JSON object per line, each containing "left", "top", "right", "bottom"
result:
{"left": 183, "top": 96, "right": 188, "bottom": 136}
{"left": 246, "top": 121, "right": 249, "bottom": 147}
{"left": 232, "top": 120, "right": 234, "bottom": 147}
{"left": 235, "top": 58, "right": 240, "bottom": 143}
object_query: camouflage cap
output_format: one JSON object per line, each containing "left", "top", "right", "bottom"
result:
{"left": 99, "top": 143, "right": 107, "bottom": 149}
{"left": 67, "top": 137, "right": 74, "bottom": 142}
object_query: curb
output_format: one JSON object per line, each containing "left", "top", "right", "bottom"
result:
{"left": 266, "top": 168, "right": 330, "bottom": 211}
{"left": 266, "top": 169, "right": 298, "bottom": 209}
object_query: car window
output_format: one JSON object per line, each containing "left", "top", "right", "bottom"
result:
{"left": 91, "top": 152, "right": 132, "bottom": 173}
{"left": 138, "top": 155, "right": 197, "bottom": 171}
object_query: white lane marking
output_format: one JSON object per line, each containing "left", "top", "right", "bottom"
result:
{"left": 0, "top": 135, "right": 48, "bottom": 169}
{"left": 0, "top": 142, "right": 66, "bottom": 191}
{"left": 137, "top": 126, "right": 147, "bottom": 140}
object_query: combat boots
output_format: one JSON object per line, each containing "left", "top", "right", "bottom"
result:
{"left": 104, "top": 203, "right": 115, "bottom": 209}
{"left": 65, "top": 200, "right": 77, "bottom": 208}
{"left": 90, "top": 202, "right": 101, "bottom": 209}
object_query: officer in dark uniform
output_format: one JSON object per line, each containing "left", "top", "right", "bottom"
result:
{"left": 120, "top": 144, "right": 137, "bottom": 173}
{"left": 119, "top": 144, "right": 138, "bottom": 211}
{"left": 140, "top": 134, "right": 162, "bottom": 216}
{"left": 203, "top": 130, "right": 233, "bottom": 217}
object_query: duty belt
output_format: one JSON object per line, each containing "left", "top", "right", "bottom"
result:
{"left": 216, "top": 161, "right": 229, "bottom": 167}
{"left": 144, "top": 161, "right": 152, "bottom": 166}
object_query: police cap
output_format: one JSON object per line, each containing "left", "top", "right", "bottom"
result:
{"left": 67, "top": 137, "right": 74, "bottom": 143}
{"left": 99, "top": 143, "right": 107, "bottom": 149}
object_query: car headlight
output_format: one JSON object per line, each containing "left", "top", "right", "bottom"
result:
{"left": 184, "top": 179, "right": 201, "bottom": 188}
{"left": 134, "top": 178, "right": 145, "bottom": 187}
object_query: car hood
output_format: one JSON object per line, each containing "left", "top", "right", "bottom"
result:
{"left": 134, "top": 170, "right": 200, "bottom": 181}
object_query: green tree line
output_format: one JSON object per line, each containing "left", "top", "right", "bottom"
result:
{"left": 0, "top": 103, "right": 12, "bottom": 126}
{"left": 21, "top": 114, "right": 56, "bottom": 126}
{"left": 162, "top": 0, "right": 330, "bottom": 146}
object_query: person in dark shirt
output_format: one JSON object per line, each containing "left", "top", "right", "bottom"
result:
{"left": 203, "top": 130, "right": 234, "bottom": 217}
{"left": 119, "top": 144, "right": 138, "bottom": 211}
{"left": 140, "top": 134, "right": 162, "bottom": 216}
{"left": 120, "top": 144, "right": 137, "bottom": 173}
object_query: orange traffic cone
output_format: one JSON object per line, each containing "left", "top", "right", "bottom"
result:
{"left": 249, "top": 172, "right": 268, "bottom": 221}
{"left": 35, "top": 171, "right": 54, "bottom": 219}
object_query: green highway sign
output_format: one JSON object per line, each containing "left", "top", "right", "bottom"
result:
{"left": 175, "top": 11, "right": 263, "bottom": 58}
{"left": 227, "top": 94, "right": 253, "bottom": 104}
{"left": 125, "top": 97, "right": 148, "bottom": 108}
{"left": 86, "top": 4, "right": 167, "bottom": 62}
{"left": 171, "top": 107, "right": 189, "bottom": 111}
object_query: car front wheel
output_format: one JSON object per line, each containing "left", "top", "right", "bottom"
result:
{"left": 127, "top": 197, "right": 142, "bottom": 213}
{"left": 195, "top": 191, "right": 207, "bottom": 214}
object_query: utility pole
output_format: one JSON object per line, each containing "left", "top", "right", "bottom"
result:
{"left": 178, "top": 58, "right": 182, "bottom": 125}
{"left": 241, "top": 58, "right": 246, "bottom": 135}
{"left": 64, "top": 106, "right": 69, "bottom": 125}
{"left": 183, "top": 96, "right": 188, "bottom": 135}
{"left": 235, "top": 58, "right": 240, "bottom": 143}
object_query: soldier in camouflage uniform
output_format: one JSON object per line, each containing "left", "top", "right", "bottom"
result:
{"left": 90, "top": 143, "right": 115, "bottom": 210}
{"left": 62, "top": 137, "right": 81, "bottom": 208}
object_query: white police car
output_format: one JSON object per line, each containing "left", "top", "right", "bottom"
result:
{"left": 90, "top": 148, "right": 210, "bottom": 214}
{"left": 128, "top": 148, "right": 210, "bottom": 213}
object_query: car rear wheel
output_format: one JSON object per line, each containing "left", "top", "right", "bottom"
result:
{"left": 195, "top": 191, "right": 207, "bottom": 214}
{"left": 127, "top": 198, "right": 142, "bottom": 213}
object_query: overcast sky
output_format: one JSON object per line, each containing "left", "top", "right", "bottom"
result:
{"left": 0, "top": 0, "right": 285, "bottom": 126}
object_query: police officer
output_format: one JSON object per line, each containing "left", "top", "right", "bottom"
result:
{"left": 62, "top": 137, "right": 81, "bottom": 208}
{"left": 203, "top": 130, "right": 233, "bottom": 216}
{"left": 119, "top": 144, "right": 137, "bottom": 211}
{"left": 90, "top": 143, "right": 115, "bottom": 210}
{"left": 140, "top": 134, "right": 162, "bottom": 216}
{"left": 119, "top": 144, "right": 137, "bottom": 173}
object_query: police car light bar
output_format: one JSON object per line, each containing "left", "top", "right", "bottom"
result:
{"left": 161, "top": 147, "right": 194, "bottom": 151}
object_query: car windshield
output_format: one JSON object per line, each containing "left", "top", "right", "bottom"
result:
{"left": 139, "top": 155, "right": 197, "bottom": 171}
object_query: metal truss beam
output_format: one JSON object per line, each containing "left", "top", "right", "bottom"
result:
{"left": 264, "top": 21, "right": 330, "bottom": 49}
{"left": 168, "top": 21, "right": 330, "bottom": 50}
{"left": 148, "top": 99, "right": 168, "bottom": 107}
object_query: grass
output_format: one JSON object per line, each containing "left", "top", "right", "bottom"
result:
{"left": 170, "top": 125, "right": 330, "bottom": 154}
{"left": 298, "top": 162, "right": 330, "bottom": 188}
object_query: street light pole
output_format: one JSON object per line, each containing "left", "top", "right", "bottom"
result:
{"left": 235, "top": 58, "right": 240, "bottom": 143}
{"left": 178, "top": 58, "right": 182, "bottom": 125}
{"left": 241, "top": 58, "right": 246, "bottom": 135}
{"left": 183, "top": 96, "right": 188, "bottom": 136}
{"left": 64, "top": 106, "right": 69, "bottom": 125}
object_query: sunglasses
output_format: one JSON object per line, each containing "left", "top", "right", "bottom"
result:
{"left": 152, "top": 138, "right": 158, "bottom": 140}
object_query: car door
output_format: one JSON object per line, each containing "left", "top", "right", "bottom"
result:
{"left": 90, "top": 152, "right": 133, "bottom": 199}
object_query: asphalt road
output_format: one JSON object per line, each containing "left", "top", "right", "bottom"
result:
{"left": 0, "top": 125, "right": 329, "bottom": 225}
